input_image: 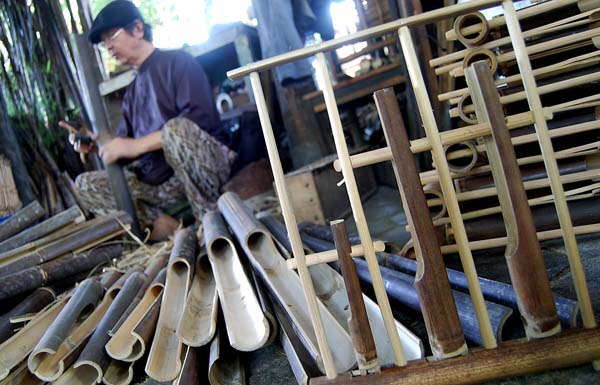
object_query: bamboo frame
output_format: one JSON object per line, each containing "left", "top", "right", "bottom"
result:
{"left": 286, "top": 241, "right": 385, "bottom": 269}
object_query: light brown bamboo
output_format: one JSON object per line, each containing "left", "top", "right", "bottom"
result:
{"left": 503, "top": 0, "right": 597, "bottom": 337}
{"left": 286, "top": 241, "right": 385, "bottom": 270}
{"left": 399, "top": 25, "right": 496, "bottom": 349}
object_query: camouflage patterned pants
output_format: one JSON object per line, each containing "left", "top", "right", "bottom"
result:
{"left": 75, "top": 118, "right": 235, "bottom": 227}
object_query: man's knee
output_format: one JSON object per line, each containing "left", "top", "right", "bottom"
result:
{"left": 162, "top": 117, "right": 199, "bottom": 147}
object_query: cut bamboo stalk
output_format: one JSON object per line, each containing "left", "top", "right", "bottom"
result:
{"left": 439, "top": 27, "right": 600, "bottom": 76}
{"left": 173, "top": 346, "right": 200, "bottom": 385}
{"left": 453, "top": 11, "right": 489, "bottom": 47}
{"left": 218, "top": 192, "right": 356, "bottom": 374}
{"left": 0, "top": 200, "right": 45, "bottom": 242}
{"left": 30, "top": 282, "right": 118, "bottom": 382}
{"left": 28, "top": 278, "right": 104, "bottom": 378}
{"left": 208, "top": 328, "right": 245, "bottom": 385}
{"left": 445, "top": 140, "right": 480, "bottom": 173}
{"left": 0, "top": 212, "right": 131, "bottom": 277}
{"left": 262, "top": 214, "right": 424, "bottom": 364}
{"left": 434, "top": 10, "right": 599, "bottom": 68}
{"left": 355, "top": 260, "right": 513, "bottom": 346}
{"left": 286, "top": 241, "right": 385, "bottom": 270}
{"left": 176, "top": 253, "right": 219, "bottom": 347}
{"left": 105, "top": 268, "right": 166, "bottom": 362}
{"left": 331, "top": 220, "right": 379, "bottom": 373}
{"left": 0, "top": 361, "right": 44, "bottom": 385}
{"left": 55, "top": 272, "right": 145, "bottom": 385}
{"left": 445, "top": 0, "right": 581, "bottom": 41}
{"left": 376, "top": 87, "right": 468, "bottom": 358}
{"left": 146, "top": 228, "right": 197, "bottom": 382}
{"left": 0, "top": 288, "right": 55, "bottom": 344}
{"left": 399, "top": 25, "right": 496, "bottom": 349}
{"left": 441, "top": 223, "right": 600, "bottom": 254}
{"left": 466, "top": 61, "right": 561, "bottom": 338}
{"left": 203, "top": 210, "right": 268, "bottom": 350}
{"left": 0, "top": 244, "right": 123, "bottom": 301}
{"left": 248, "top": 71, "right": 337, "bottom": 378}
{"left": 0, "top": 295, "right": 69, "bottom": 380}
{"left": 381, "top": 253, "right": 580, "bottom": 328}
{"left": 0, "top": 206, "right": 84, "bottom": 254}
{"left": 102, "top": 360, "right": 133, "bottom": 385}
{"left": 310, "top": 327, "right": 600, "bottom": 385}
{"left": 332, "top": 109, "right": 548, "bottom": 172}
{"left": 315, "top": 52, "right": 406, "bottom": 366}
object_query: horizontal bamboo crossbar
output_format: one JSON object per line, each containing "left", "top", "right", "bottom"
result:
{"left": 286, "top": 241, "right": 386, "bottom": 269}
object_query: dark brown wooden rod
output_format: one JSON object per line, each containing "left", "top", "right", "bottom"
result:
{"left": 465, "top": 61, "right": 560, "bottom": 339}
{"left": 310, "top": 327, "right": 600, "bottom": 385}
{"left": 331, "top": 219, "right": 379, "bottom": 372}
{"left": 375, "top": 88, "right": 466, "bottom": 359}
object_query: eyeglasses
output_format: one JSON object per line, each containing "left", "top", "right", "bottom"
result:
{"left": 99, "top": 28, "right": 124, "bottom": 48}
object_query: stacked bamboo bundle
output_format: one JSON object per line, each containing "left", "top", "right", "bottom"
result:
{"left": 0, "top": 156, "right": 21, "bottom": 217}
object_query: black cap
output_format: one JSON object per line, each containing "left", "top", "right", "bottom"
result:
{"left": 89, "top": 0, "right": 144, "bottom": 44}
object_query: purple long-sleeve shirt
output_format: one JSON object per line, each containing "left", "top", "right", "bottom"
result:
{"left": 117, "top": 48, "right": 228, "bottom": 185}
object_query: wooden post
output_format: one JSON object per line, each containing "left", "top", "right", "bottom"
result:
{"left": 315, "top": 52, "right": 406, "bottom": 366}
{"left": 502, "top": 0, "right": 597, "bottom": 341}
{"left": 375, "top": 88, "right": 467, "bottom": 358}
{"left": 465, "top": 61, "right": 560, "bottom": 339}
{"left": 248, "top": 71, "right": 337, "bottom": 378}
{"left": 398, "top": 25, "right": 496, "bottom": 349}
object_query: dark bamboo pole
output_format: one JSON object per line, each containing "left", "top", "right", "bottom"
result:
{"left": 375, "top": 88, "right": 467, "bottom": 359}
{"left": 72, "top": 34, "right": 142, "bottom": 237}
{"left": 0, "top": 201, "right": 45, "bottom": 242}
{"left": 331, "top": 219, "right": 379, "bottom": 373}
{"left": 465, "top": 61, "right": 560, "bottom": 338}
{"left": 0, "top": 287, "right": 55, "bottom": 344}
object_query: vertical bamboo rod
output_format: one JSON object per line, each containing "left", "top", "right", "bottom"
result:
{"left": 398, "top": 26, "right": 496, "bottom": 349}
{"left": 502, "top": 0, "right": 597, "bottom": 336}
{"left": 315, "top": 52, "right": 407, "bottom": 366}
{"left": 249, "top": 72, "right": 337, "bottom": 378}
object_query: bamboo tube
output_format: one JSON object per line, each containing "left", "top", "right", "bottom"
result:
{"left": 466, "top": 61, "right": 560, "bottom": 338}
{"left": 332, "top": 109, "right": 548, "bottom": 172}
{"left": 0, "top": 288, "right": 55, "bottom": 344}
{"left": 0, "top": 245, "right": 122, "bottom": 301}
{"left": 102, "top": 360, "right": 133, "bottom": 385}
{"left": 105, "top": 268, "right": 166, "bottom": 362}
{"left": 451, "top": 71, "right": 600, "bottom": 119}
{"left": 0, "top": 212, "right": 130, "bottom": 277}
{"left": 247, "top": 266, "right": 279, "bottom": 347}
{"left": 203, "top": 210, "right": 268, "bottom": 350}
{"left": 399, "top": 25, "right": 496, "bottom": 349}
{"left": 0, "top": 206, "right": 84, "bottom": 254}
{"left": 453, "top": 11, "right": 489, "bottom": 47}
{"left": 0, "top": 295, "right": 69, "bottom": 380}
{"left": 445, "top": 140, "right": 480, "bottom": 173}
{"left": 218, "top": 192, "right": 356, "bottom": 375}
{"left": 0, "top": 361, "right": 43, "bottom": 385}
{"left": 434, "top": 10, "right": 599, "bottom": 68}
{"left": 441, "top": 223, "right": 600, "bottom": 254}
{"left": 0, "top": 201, "right": 45, "bottom": 242}
{"left": 172, "top": 346, "right": 200, "bottom": 385}
{"left": 376, "top": 87, "right": 467, "bottom": 358}
{"left": 316, "top": 52, "right": 406, "bottom": 365}
{"left": 146, "top": 228, "right": 197, "bottom": 382}
{"left": 445, "top": 0, "right": 581, "bottom": 41}
{"left": 208, "top": 328, "right": 246, "bottom": 385}
{"left": 331, "top": 220, "right": 379, "bottom": 372}
{"left": 248, "top": 72, "right": 337, "bottom": 378}
{"left": 286, "top": 241, "right": 385, "bottom": 270}
{"left": 438, "top": 27, "right": 600, "bottom": 76}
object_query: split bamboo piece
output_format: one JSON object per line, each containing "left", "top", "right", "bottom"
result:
{"left": 0, "top": 295, "right": 69, "bottom": 380}
{"left": 105, "top": 269, "right": 166, "bottom": 362}
{"left": 0, "top": 201, "right": 45, "bottom": 242}
{"left": 248, "top": 267, "right": 279, "bottom": 347}
{"left": 102, "top": 360, "right": 133, "bottom": 385}
{"left": 331, "top": 220, "right": 379, "bottom": 373}
{"left": 376, "top": 87, "right": 468, "bottom": 358}
{"left": 176, "top": 253, "right": 220, "bottom": 347}
{"left": 203, "top": 210, "right": 268, "bottom": 351}
{"left": 248, "top": 71, "right": 337, "bottom": 378}
{"left": 28, "top": 278, "right": 104, "bottom": 380}
{"left": 146, "top": 228, "right": 197, "bottom": 382}
{"left": 0, "top": 288, "right": 55, "bottom": 344}
{"left": 218, "top": 192, "right": 356, "bottom": 374}
{"left": 466, "top": 61, "right": 560, "bottom": 338}
{"left": 286, "top": 241, "right": 385, "bottom": 269}
{"left": 315, "top": 52, "right": 406, "bottom": 365}
{"left": 208, "top": 328, "right": 246, "bottom": 385}
{"left": 173, "top": 346, "right": 199, "bottom": 385}
{"left": 399, "top": 25, "right": 496, "bottom": 349}
{"left": 0, "top": 156, "right": 21, "bottom": 217}
{"left": 0, "top": 205, "right": 84, "bottom": 254}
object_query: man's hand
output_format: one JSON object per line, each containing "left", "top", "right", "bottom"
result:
{"left": 59, "top": 121, "right": 97, "bottom": 154}
{"left": 99, "top": 137, "right": 142, "bottom": 164}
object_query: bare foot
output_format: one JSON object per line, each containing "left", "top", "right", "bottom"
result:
{"left": 150, "top": 214, "right": 180, "bottom": 241}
